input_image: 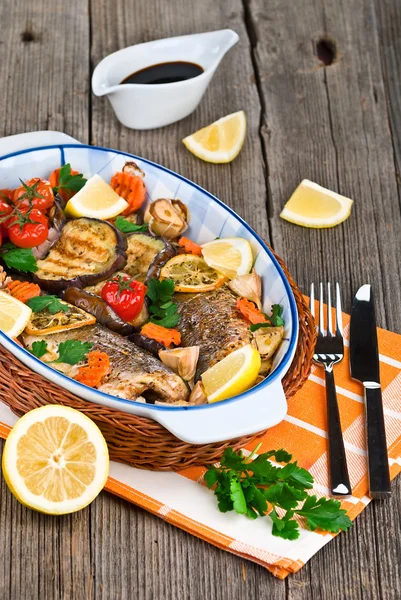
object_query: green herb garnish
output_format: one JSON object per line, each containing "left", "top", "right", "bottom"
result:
{"left": 53, "top": 163, "right": 87, "bottom": 195}
{"left": 114, "top": 216, "right": 148, "bottom": 234}
{"left": 205, "top": 445, "right": 352, "bottom": 540}
{"left": 146, "top": 278, "right": 179, "bottom": 328}
{"left": 249, "top": 303, "right": 284, "bottom": 332}
{"left": 26, "top": 295, "right": 68, "bottom": 315}
{"left": 53, "top": 340, "right": 93, "bottom": 365}
{"left": 30, "top": 340, "right": 48, "bottom": 359}
{"left": 0, "top": 243, "right": 38, "bottom": 273}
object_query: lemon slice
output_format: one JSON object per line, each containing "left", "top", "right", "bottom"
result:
{"left": 2, "top": 405, "right": 109, "bottom": 515}
{"left": 280, "top": 179, "right": 353, "bottom": 228}
{"left": 201, "top": 344, "right": 261, "bottom": 403}
{"left": 0, "top": 291, "right": 32, "bottom": 337}
{"left": 160, "top": 254, "right": 227, "bottom": 292}
{"left": 182, "top": 111, "right": 246, "bottom": 163}
{"left": 65, "top": 174, "right": 128, "bottom": 219}
{"left": 201, "top": 237, "right": 253, "bottom": 279}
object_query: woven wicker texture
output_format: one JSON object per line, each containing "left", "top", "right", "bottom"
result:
{"left": 0, "top": 248, "right": 316, "bottom": 471}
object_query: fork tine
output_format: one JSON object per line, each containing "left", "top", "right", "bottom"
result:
{"left": 327, "top": 282, "right": 333, "bottom": 336}
{"left": 310, "top": 283, "right": 315, "bottom": 319}
{"left": 319, "top": 282, "right": 325, "bottom": 335}
{"left": 335, "top": 282, "right": 343, "bottom": 335}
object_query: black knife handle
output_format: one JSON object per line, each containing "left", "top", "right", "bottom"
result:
{"left": 365, "top": 384, "right": 391, "bottom": 498}
{"left": 325, "top": 368, "right": 352, "bottom": 496}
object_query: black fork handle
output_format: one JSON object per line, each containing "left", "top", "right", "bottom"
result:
{"left": 325, "top": 366, "right": 352, "bottom": 496}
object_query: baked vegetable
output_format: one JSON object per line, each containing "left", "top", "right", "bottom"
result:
{"left": 24, "top": 299, "right": 96, "bottom": 335}
{"left": 62, "top": 287, "right": 136, "bottom": 336}
{"left": 33, "top": 218, "right": 127, "bottom": 292}
{"left": 145, "top": 240, "right": 177, "bottom": 282}
{"left": 145, "top": 198, "right": 189, "bottom": 240}
{"left": 124, "top": 232, "right": 165, "bottom": 279}
{"left": 127, "top": 332, "right": 166, "bottom": 357}
{"left": 32, "top": 194, "right": 66, "bottom": 260}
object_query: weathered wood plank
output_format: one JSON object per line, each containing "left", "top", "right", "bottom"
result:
{"left": 248, "top": 0, "right": 401, "bottom": 598}
{"left": 0, "top": 0, "right": 89, "bottom": 140}
{"left": 0, "top": 0, "right": 92, "bottom": 598}
{"left": 249, "top": 0, "right": 401, "bottom": 332}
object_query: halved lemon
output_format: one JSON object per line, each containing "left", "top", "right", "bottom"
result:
{"left": 280, "top": 179, "right": 353, "bottom": 228}
{"left": 160, "top": 254, "right": 226, "bottom": 292}
{"left": 0, "top": 291, "right": 32, "bottom": 337}
{"left": 2, "top": 405, "right": 109, "bottom": 515}
{"left": 182, "top": 111, "right": 246, "bottom": 163}
{"left": 201, "top": 237, "right": 253, "bottom": 279}
{"left": 201, "top": 344, "right": 261, "bottom": 403}
{"left": 65, "top": 174, "right": 128, "bottom": 219}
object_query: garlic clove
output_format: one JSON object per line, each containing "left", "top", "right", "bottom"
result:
{"left": 122, "top": 161, "right": 145, "bottom": 179}
{"left": 252, "top": 326, "right": 284, "bottom": 359}
{"left": 158, "top": 346, "right": 200, "bottom": 381}
{"left": 189, "top": 380, "right": 208, "bottom": 404}
{"left": 228, "top": 269, "right": 262, "bottom": 309}
{"left": 148, "top": 199, "right": 189, "bottom": 240}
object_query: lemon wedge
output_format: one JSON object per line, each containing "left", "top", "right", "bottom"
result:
{"left": 0, "top": 291, "right": 32, "bottom": 337}
{"left": 201, "top": 237, "right": 253, "bottom": 279}
{"left": 2, "top": 405, "right": 109, "bottom": 515}
{"left": 65, "top": 174, "right": 128, "bottom": 219}
{"left": 280, "top": 179, "right": 353, "bottom": 228}
{"left": 201, "top": 344, "right": 261, "bottom": 403}
{"left": 182, "top": 111, "right": 246, "bottom": 163}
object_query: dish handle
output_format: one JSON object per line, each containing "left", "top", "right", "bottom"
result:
{"left": 154, "top": 378, "right": 288, "bottom": 445}
{"left": 0, "top": 131, "right": 81, "bottom": 158}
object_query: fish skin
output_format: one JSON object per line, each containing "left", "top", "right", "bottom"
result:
{"left": 175, "top": 286, "right": 253, "bottom": 380}
{"left": 22, "top": 324, "right": 189, "bottom": 404}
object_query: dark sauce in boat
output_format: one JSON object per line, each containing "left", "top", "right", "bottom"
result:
{"left": 121, "top": 61, "right": 204, "bottom": 85}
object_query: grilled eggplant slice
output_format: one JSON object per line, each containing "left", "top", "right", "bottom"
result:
{"left": 146, "top": 240, "right": 177, "bottom": 282}
{"left": 124, "top": 232, "right": 166, "bottom": 280}
{"left": 33, "top": 218, "right": 127, "bottom": 292}
{"left": 63, "top": 287, "right": 136, "bottom": 336}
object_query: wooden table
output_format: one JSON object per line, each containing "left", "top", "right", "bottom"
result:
{"left": 0, "top": 0, "right": 400, "bottom": 597}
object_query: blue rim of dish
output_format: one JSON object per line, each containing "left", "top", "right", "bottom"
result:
{"left": 0, "top": 143, "right": 299, "bottom": 412}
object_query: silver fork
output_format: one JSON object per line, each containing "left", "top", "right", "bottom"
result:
{"left": 310, "top": 282, "right": 352, "bottom": 496}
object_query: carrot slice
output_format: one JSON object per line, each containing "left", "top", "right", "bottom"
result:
{"left": 141, "top": 323, "right": 181, "bottom": 347}
{"left": 178, "top": 236, "right": 203, "bottom": 256}
{"left": 236, "top": 297, "right": 267, "bottom": 325}
{"left": 110, "top": 172, "right": 146, "bottom": 215}
{"left": 74, "top": 351, "right": 111, "bottom": 388}
{"left": 7, "top": 280, "right": 41, "bottom": 304}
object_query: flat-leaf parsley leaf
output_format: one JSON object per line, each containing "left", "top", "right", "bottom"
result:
{"left": 205, "top": 446, "right": 352, "bottom": 540}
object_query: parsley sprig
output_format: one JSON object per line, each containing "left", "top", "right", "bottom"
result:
{"left": 53, "top": 163, "right": 87, "bottom": 195}
{"left": 0, "top": 242, "right": 38, "bottom": 273}
{"left": 205, "top": 445, "right": 352, "bottom": 540}
{"left": 146, "top": 278, "right": 179, "bottom": 328}
{"left": 114, "top": 216, "right": 148, "bottom": 234}
{"left": 250, "top": 304, "right": 284, "bottom": 332}
{"left": 29, "top": 339, "right": 93, "bottom": 365}
{"left": 26, "top": 295, "right": 68, "bottom": 315}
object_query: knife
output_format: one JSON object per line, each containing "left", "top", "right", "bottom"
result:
{"left": 350, "top": 284, "right": 391, "bottom": 498}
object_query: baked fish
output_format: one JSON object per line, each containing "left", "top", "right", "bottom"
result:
{"left": 22, "top": 324, "right": 189, "bottom": 404}
{"left": 175, "top": 286, "right": 253, "bottom": 380}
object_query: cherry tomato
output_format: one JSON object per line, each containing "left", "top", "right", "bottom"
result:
{"left": 8, "top": 207, "right": 49, "bottom": 248}
{"left": 0, "top": 189, "right": 14, "bottom": 202}
{"left": 0, "top": 197, "right": 13, "bottom": 240}
{"left": 101, "top": 276, "right": 147, "bottom": 322}
{"left": 14, "top": 178, "right": 54, "bottom": 211}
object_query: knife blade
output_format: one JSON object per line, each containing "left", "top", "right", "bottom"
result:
{"left": 350, "top": 284, "right": 391, "bottom": 498}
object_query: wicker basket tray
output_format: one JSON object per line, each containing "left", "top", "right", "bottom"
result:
{"left": 0, "top": 248, "right": 316, "bottom": 471}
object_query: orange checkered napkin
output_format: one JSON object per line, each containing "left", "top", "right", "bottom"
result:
{"left": 1, "top": 313, "right": 400, "bottom": 579}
